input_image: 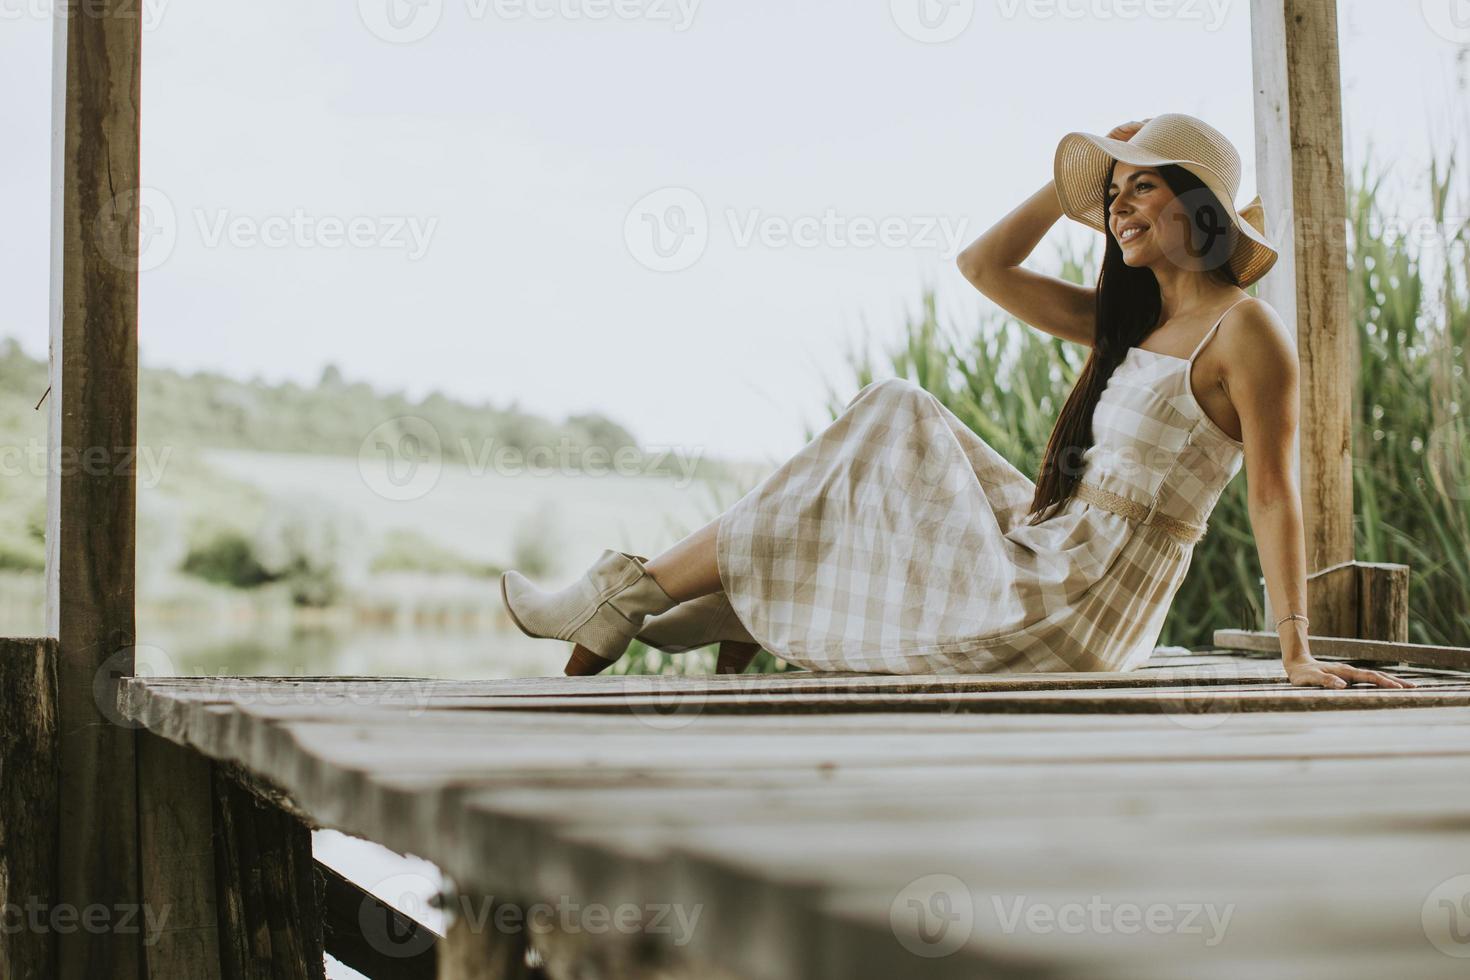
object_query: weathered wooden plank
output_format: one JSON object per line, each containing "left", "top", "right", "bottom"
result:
{"left": 115, "top": 663, "right": 1297, "bottom": 712}
{"left": 125, "top": 705, "right": 1470, "bottom": 892}
{"left": 113, "top": 677, "right": 1470, "bottom": 980}
{"left": 0, "top": 637, "right": 59, "bottom": 980}
{"left": 114, "top": 655, "right": 1454, "bottom": 710}
{"left": 1216, "top": 629, "right": 1470, "bottom": 670}
{"left": 318, "top": 861, "right": 437, "bottom": 980}
{"left": 183, "top": 686, "right": 1468, "bottom": 722}
{"left": 445, "top": 798, "right": 1470, "bottom": 980}
{"left": 47, "top": 0, "right": 143, "bottom": 974}
{"left": 137, "top": 733, "right": 221, "bottom": 979}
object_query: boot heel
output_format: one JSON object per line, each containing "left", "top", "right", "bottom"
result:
{"left": 716, "top": 641, "right": 759, "bottom": 675}
{"left": 564, "top": 644, "right": 612, "bottom": 677}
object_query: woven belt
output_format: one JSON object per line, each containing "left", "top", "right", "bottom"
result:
{"left": 1073, "top": 481, "right": 1207, "bottom": 546}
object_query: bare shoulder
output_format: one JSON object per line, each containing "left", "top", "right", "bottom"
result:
{"left": 1218, "top": 296, "right": 1296, "bottom": 382}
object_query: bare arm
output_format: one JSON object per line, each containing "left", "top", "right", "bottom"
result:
{"left": 955, "top": 121, "right": 1152, "bottom": 348}
{"left": 1223, "top": 299, "right": 1412, "bottom": 689}
{"left": 955, "top": 180, "right": 1095, "bottom": 347}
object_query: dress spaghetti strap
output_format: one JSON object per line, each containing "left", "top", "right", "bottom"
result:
{"left": 1186, "top": 296, "right": 1253, "bottom": 366}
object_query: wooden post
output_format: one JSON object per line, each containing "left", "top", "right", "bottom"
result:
{"left": 47, "top": 0, "right": 143, "bottom": 976}
{"left": 211, "top": 770, "right": 326, "bottom": 979}
{"left": 1249, "top": 0, "right": 1357, "bottom": 636}
{"left": 137, "top": 734, "right": 223, "bottom": 978}
{"left": 0, "top": 637, "right": 60, "bottom": 980}
{"left": 437, "top": 902, "right": 536, "bottom": 980}
{"left": 1355, "top": 562, "right": 1410, "bottom": 642}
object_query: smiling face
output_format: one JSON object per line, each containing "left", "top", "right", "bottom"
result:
{"left": 1106, "top": 162, "right": 1179, "bottom": 270}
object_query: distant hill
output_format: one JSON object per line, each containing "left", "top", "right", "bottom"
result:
{"left": 0, "top": 337, "right": 686, "bottom": 471}
{"left": 0, "top": 337, "right": 738, "bottom": 577}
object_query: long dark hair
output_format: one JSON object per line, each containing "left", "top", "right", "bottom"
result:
{"left": 1023, "top": 162, "right": 1241, "bottom": 525}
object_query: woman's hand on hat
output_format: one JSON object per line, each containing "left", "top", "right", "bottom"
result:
{"left": 1106, "top": 118, "right": 1150, "bottom": 142}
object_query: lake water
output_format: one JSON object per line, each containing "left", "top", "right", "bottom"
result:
{"left": 140, "top": 450, "right": 768, "bottom": 977}
{"left": 124, "top": 448, "right": 769, "bottom": 678}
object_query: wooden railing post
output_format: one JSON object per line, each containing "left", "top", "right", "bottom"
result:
{"left": 1250, "top": 0, "right": 1359, "bottom": 636}
{"left": 47, "top": 0, "right": 143, "bottom": 976}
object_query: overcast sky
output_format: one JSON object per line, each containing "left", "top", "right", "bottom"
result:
{"left": 1, "top": 1, "right": 1465, "bottom": 462}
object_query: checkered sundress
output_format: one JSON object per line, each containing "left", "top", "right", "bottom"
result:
{"left": 715, "top": 310, "right": 1246, "bottom": 674}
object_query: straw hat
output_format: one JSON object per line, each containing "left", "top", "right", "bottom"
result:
{"left": 1053, "top": 113, "right": 1279, "bottom": 288}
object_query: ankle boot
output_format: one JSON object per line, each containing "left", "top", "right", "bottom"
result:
{"left": 500, "top": 549, "right": 678, "bottom": 669}
{"left": 636, "top": 591, "right": 762, "bottom": 674}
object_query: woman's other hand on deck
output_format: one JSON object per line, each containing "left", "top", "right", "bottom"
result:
{"left": 1284, "top": 655, "right": 1416, "bottom": 689}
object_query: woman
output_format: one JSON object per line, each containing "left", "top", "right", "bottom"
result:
{"left": 501, "top": 113, "right": 1414, "bottom": 691}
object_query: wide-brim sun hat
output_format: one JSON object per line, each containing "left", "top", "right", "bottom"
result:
{"left": 1053, "top": 113, "right": 1279, "bottom": 288}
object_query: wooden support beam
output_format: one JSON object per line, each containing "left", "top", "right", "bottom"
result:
{"left": 319, "top": 860, "right": 438, "bottom": 980}
{"left": 46, "top": 0, "right": 143, "bottom": 976}
{"left": 211, "top": 767, "right": 326, "bottom": 979}
{"left": 0, "top": 637, "right": 60, "bottom": 980}
{"left": 1214, "top": 629, "right": 1469, "bottom": 671}
{"left": 138, "top": 733, "right": 222, "bottom": 979}
{"left": 1249, "top": 0, "right": 1357, "bottom": 635}
{"left": 137, "top": 734, "right": 330, "bottom": 978}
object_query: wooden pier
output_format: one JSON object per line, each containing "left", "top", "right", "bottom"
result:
{"left": 9, "top": 0, "right": 1470, "bottom": 977}
{"left": 111, "top": 648, "right": 1470, "bottom": 979}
